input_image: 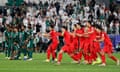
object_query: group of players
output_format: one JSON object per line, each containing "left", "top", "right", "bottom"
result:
{"left": 4, "top": 24, "right": 34, "bottom": 61}
{"left": 4, "top": 20, "right": 120, "bottom": 66}
{"left": 43, "top": 21, "right": 120, "bottom": 66}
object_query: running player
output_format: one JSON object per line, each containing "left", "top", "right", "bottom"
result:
{"left": 57, "top": 26, "right": 73, "bottom": 65}
{"left": 43, "top": 25, "right": 59, "bottom": 62}
{"left": 95, "top": 25, "right": 119, "bottom": 66}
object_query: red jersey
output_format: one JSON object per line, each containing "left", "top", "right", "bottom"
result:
{"left": 76, "top": 28, "right": 84, "bottom": 41}
{"left": 97, "top": 31, "right": 113, "bottom": 53}
{"left": 83, "top": 27, "right": 91, "bottom": 40}
{"left": 72, "top": 31, "right": 78, "bottom": 42}
{"left": 89, "top": 27, "right": 96, "bottom": 41}
{"left": 50, "top": 30, "right": 59, "bottom": 43}
{"left": 76, "top": 28, "right": 85, "bottom": 49}
{"left": 93, "top": 31, "right": 101, "bottom": 52}
{"left": 71, "top": 30, "right": 79, "bottom": 49}
{"left": 101, "top": 32, "right": 112, "bottom": 46}
{"left": 96, "top": 31, "right": 112, "bottom": 46}
{"left": 63, "top": 31, "right": 72, "bottom": 45}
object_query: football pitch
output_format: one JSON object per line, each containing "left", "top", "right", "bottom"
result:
{"left": 0, "top": 53, "right": 120, "bottom": 72}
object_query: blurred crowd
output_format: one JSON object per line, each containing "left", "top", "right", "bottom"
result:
{"left": 0, "top": 0, "right": 120, "bottom": 53}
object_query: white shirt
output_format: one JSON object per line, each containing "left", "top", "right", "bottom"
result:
{"left": 23, "top": 18, "right": 28, "bottom": 27}
{"left": 46, "top": 11, "right": 51, "bottom": 17}
{"left": 100, "top": 8, "right": 105, "bottom": 15}
{"left": 40, "top": 19, "right": 46, "bottom": 33}
{"left": 59, "top": 9, "right": 64, "bottom": 16}
{"left": 113, "top": 12, "right": 118, "bottom": 17}
{"left": 84, "top": 6, "right": 90, "bottom": 13}
{"left": 62, "top": 15, "right": 68, "bottom": 23}
{"left": 0, "top": 18, "right": 3, "bottom": 24}
{"left": 50, "top": 7, "right": 57, "bottom": 16}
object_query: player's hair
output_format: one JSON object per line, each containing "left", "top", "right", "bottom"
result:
{"left": 76, "top": 23, "right": 84, "bottom": 27}
{"left": 73, "top": 24, "right": 77, "bottom": 28}
{"left": 46, "top": 29, "right": 50, "bottom": 33}
{"left": 88, "top": 20, "right": 91, "bottom": 24}
{"left": 62, "top": 26, "right": 67, "bottom": 30}
{"left": 76, "top": 22, "right": 81, "bottom": 26}
{"left": 49, "top": 24, "right": 54, "bottom": 29}
{"left": 92, "top": 22, "right": 96, "bottom": 27}
{"left": 95, "top": 24, "right": 103, "bottom": 31}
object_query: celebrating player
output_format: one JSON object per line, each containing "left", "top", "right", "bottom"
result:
{"left": 43, "top": 25, "right": 59, "bottom": 62}
{"left": 57, "top": 26, "right": 74, "bottom": 65}
{"left": 94, "top": 25, "right": 119, "bottom": 66}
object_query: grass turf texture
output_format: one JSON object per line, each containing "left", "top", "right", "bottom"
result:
{"left": 0, "top": 53, "right": 120, "bottom": 72}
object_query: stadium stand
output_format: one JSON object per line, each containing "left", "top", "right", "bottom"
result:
{"left": 0, "top": 0, "right": 120, "bottom": 52}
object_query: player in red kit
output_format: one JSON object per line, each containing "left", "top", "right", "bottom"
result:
{"left": 92, "top": 28, "right": 102, "bottom": 65}
{"left": 71, "top": 24, "right": 79, "bottom": 53}
{"left": 76, "top": 23, "right": 84, "bottom": 51}
{"left": 85, "top": 21, "right": 97, "bottom": 64}
{"left": 57, "top": 26, "right": 73, "bottom": 65}
{"left": 69, "top": 24, "right": 82, "bottom": 63}
{"left": 43, "top": 25, "right": 59, "bottom": 62}
{"left": 79, "top": 21, "right": 96, "bottom": 64}
{"left": 95, "top": 25, "right": 119, "bottom": 66}
{"left": 71, "top": 23, "right": 84, "bottom": 63}
{"left": 82, "top": 25, "right": 91, "bottom": 64}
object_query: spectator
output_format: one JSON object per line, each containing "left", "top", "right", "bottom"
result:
{"left": 109, "top": 2, "right": 117, "bottom": 13}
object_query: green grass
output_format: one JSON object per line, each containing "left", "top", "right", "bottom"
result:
{"left": 0, "top": 53, "right": 120, "bottom": 72}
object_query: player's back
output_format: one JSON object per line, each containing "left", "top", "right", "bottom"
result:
{"left": 102, "top": 32, "right": 112, "bottom": 46}
{"left": 63, "top": 31, "right": 72, "bottom": 45}
{"left": 50, "top": 30, "right": 58, "bottom": 43}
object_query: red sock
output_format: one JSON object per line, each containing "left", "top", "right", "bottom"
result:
{"left": 78, "top": 52, "right": 82, "bottom": 60}
{"left": 109, "top": 56, "right": 117, "bottom": 62}
{"left": 52, "top": 51, "right": 56, "bottom": 59}
{"left": 84, "top": 54, "right": 87, "bottom": 61}
{"left": 94, "top": 53, "right": 97, "bottom": 60}
{"left": 92, "top": 53, "right": 97, "bottom": 61}
{"left": 71, "top": 54, "right": 79, "bottom": 61}
{"left": 101, "top": 55, "right": 106, "bottom": 64}
{"left": 58, "top": 53, "right": 62, "bottom": 62}
{"left": 47, "top": 49, "right": 51, "bottom": 59}
{"left": 87, "top": 55, "right": 89, "bottom": 62}
{"left": 84, "top": 54, "right": 89, "bottom": 61}
{"left": 89, "top": 54, "right": 93, "bottom": 63}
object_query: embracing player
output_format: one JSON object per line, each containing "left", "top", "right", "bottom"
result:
{"left": 43, "top": 25, "right": 59, "bottom": 62}
{"left": 94, "top": 25, "right": 119, "bottom": 66}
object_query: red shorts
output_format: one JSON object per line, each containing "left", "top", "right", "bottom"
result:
{"left": 61, "top": 44, "right": 74, "bottom": 54}
{"left": 79, "top": 40, "right": 84, "bottom": 49}
{"left": 80, "top": 38, "right": 91, "bottom": 53}
{"left": 73, "top": 40, "right": 78, "bottom": 50}
{"left": 102, "top": 44, "right": 113, "bottom": 53}
{"left": 93, "top": 42, "right": 100, "bottom": 53}
{"left": 83, "top": 42, "right": 90, "bottom": 53}
{"left": 89, "top": 40, "right": 94, "bottom": 53}
{"left": 48, "top": 42, "right": 59, "bottom": 50}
